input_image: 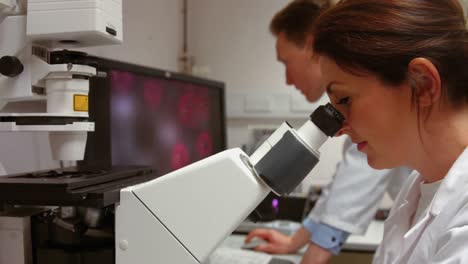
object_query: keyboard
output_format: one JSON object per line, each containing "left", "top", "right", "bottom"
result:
{"left": 235, "top": 220, "right": 301, "bottom": 236}
{"left": 205, "top": 248, "right": 294, "bottom": 264}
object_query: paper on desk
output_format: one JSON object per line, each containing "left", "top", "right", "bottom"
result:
{"left": 205, "top": 247, "right": 272, "bottom": 264}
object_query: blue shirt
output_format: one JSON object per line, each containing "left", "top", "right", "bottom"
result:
{"left": 303, "top": 218, "right": 350, "bottom": 255}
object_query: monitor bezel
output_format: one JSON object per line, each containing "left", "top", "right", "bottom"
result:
{"left": 78, "top": 57, "right": 227, "bottom": 172}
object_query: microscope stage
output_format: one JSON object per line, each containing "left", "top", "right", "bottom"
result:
{"left": 0, "top": 166, "right": 157, "bottom": 207}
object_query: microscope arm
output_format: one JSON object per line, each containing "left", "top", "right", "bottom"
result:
{"left": 116, "top": 148, "right": 269, "bottom": 264}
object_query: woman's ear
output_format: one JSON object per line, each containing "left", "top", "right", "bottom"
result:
{"left": 306, "top": 35, "right": 319, "bottom": 61}
{"left": 305, "top": 34, "right": 315, "bottom": 53}
{"left": 407, "top": 58, "right": 442, "bottom": 107}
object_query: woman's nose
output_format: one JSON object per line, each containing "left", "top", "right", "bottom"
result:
{"left": 335, "top": 120, "right": 351, "bottom": 137}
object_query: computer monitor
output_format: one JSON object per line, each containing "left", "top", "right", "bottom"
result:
{"left": 79, "top": 58, "right": 226, "bottom": 175}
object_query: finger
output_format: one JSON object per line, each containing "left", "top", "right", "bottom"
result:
{"left": 255, "top": 244, "right": 284, "bottom": 255}
{"left": 245, "top": 229, "right": 271, "bottom": 243}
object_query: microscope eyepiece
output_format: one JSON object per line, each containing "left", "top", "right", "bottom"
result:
{"left": 310, "top": 103, "right": 345, "bottom": 137}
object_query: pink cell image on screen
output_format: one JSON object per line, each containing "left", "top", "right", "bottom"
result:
{"left": 177, "top": 87, "right": 211, "bottom": 129}
{"left": 143, "top": 79, "right": 164, "bottom": 110}
{"left": 193, "top": 88, "right": 210, "bottom": 124}
{"left": 177, "top": 90, "right": 196, "bottom": 128}
{"left": 111, "top": 71, "right": 135, "bottom": 95}
{"left": 196, "top": 131, "right": 213, "bottom": 158}
{"left": 171, "top": 143, "right": 191, "bottom": 170}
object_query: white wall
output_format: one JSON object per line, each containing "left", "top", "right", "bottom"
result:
{"left": 0, "top": 0, "right": 182, "bottom": 174}
{"left": 188, "top": 0, "right": 345, "bottom": 190}
{"left": 84, "top": 0, "right": 182, "bottom": 70}
{"left": 188, "top": 0, "right": 288, "bottom": 93}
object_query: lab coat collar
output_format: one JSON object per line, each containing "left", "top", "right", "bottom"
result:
{"left": 401, "top": 147, "right": 468, "bottom": 262}
{"left": 385, "top": 170, "right": 422, "bottom": 226}
{"left": 379, "top": 171, "right": 422, "bottom": 260}
{"left": 376, "top": 148, "right": 468, "bottom": 264}
{"left": 428, "top": 147, "right": 468, "bottom": 216}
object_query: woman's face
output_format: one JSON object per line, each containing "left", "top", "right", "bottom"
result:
{"left": 319, "top": 56, "right": 419, "bottom": 169}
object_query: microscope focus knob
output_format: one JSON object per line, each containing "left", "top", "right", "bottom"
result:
{"left": 0, "top": 56, "right": 24, "bottom": 77}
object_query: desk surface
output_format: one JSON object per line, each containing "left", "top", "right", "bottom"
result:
{"left": 218, "top": 235, "right": 303, "bottom": 264}
{"left": 343, "top": 220, "right": 384, "bottom": 251}
{"left": 216, "top": 220, "right": 384, "bottom": 264}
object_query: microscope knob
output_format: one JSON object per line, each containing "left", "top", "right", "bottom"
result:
{"left": 0, "top": 56, "right": 24, "bottom": 77}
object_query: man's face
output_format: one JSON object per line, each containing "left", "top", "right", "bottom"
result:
{"left": 275, "top": 32, "right": 325, "bottom": 102}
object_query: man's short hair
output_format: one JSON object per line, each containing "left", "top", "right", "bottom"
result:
{"left": 270, "top": 0, "right": 329, "bottom": 47}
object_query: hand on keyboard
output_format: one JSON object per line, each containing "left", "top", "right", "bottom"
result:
{"left": 242, "top": 238, "right": 269, "bottom": 250}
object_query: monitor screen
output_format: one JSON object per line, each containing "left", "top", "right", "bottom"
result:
{"left": 109, "top": 70, "right": 225, "bottom": 174}
{"left": 80, "top": 58, "right": 226, "bottom": 175}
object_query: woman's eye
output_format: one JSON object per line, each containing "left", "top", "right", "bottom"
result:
{"left": 336, "top": 96, "right": 350, "bottom": 105}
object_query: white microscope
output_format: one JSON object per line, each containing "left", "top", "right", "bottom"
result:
{"left": 0, "top": 1, "right": 345, "bottom": 264}
{"left": 0, "top": 1, "right": 123, "bottom": 263}
{"left": 0, "top": 0, "right": 122, "bottom": 161}
{"left": 115, "top": 103, "right": 344, "bottom": 264}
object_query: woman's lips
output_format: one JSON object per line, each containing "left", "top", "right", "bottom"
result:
{"left": 357, "top": 141, "right": 368, "bottom": 151}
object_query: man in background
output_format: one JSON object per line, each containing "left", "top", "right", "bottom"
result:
{"left": 245, "top": 1, "right": 409, "bottom": 263}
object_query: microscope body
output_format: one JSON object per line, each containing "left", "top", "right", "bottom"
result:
{"left": 0, "top": 0, "right": 122, "bottom": 161}
{"left": 115, "top": 104, "right": 343, "bottom": 264}
{"left": 116, "top": 148, "right": 269, "bottom": 264}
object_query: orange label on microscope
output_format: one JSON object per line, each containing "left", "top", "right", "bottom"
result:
{"left": 74, "top": 94, "right": 89, "bottom": 112}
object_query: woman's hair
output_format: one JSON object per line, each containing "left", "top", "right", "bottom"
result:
{"left": 270, "top": 0, "right": 328, "bottom": 47}
{"left": 313, "top": 0, "right": 468, "bottom": 107}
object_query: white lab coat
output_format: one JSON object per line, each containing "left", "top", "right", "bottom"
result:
{"left": 373, "top": 147, "right": 468, "bottom": 263}
{"left": 309, "top": 137, "right": 411, "bottom": 234}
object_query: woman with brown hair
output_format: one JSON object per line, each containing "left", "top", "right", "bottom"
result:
{"left": 312, "top": 0, "right": 468, "bottom": 263}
